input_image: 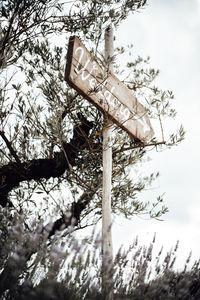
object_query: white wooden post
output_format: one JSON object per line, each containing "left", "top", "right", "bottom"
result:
{"left": 102, "top": 25, "right": 114, "bottom": 300}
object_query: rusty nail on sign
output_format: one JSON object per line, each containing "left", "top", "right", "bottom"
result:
{"left": 65, "top": 36, "right": 154, "bottom": 142}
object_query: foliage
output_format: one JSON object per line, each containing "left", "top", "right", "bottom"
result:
{"left": 0, "top": 0, "right": 186, "bottom": 298}
{"left": 0, "top": 0, "right": 184, "bottom": 223}
{"left": 0, "top": 209, "right": 199, "bottom": 299}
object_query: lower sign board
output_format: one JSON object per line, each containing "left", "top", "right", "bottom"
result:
{"left": 65, "top": 36, "right": 154, "bottom": 142}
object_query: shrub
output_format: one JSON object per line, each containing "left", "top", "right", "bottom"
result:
{"left": 0, "top": 208, "right": 200, "bottom": 299}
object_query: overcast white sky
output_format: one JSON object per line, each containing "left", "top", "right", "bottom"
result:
{"left": 111, "top": 0, "right": 200, "bottom": 268}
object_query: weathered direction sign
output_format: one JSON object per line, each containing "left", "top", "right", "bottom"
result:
{"left": 65, "top": 36, "right": 154, "bottom": 142}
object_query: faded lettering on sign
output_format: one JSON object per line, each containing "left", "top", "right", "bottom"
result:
{"left": 65, "top": 36, "right": 154, "bottom": 142}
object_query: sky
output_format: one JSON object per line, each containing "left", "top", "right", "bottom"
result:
{"left": 110, "top": 0, "right": 200, "bottom": 269}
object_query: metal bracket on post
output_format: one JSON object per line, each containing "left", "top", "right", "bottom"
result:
{"left": 102, "top": 24, "right": 114, "bottom": 300}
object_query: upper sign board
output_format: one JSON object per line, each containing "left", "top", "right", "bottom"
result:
{"left": 65, "top": 36, "right": 154, "bottom": 142}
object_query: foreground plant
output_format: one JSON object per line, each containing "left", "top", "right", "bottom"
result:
{"left": 0, "top": 209, "right": 199, "bottom": 300}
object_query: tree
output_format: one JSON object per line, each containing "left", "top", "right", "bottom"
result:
{"left": 0, "top": 0, "right": 185, "bottom": 298}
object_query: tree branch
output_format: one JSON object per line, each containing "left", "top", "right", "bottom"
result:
{"left": 0, "top": 115, "right": 93, "bottom": 207}
{"left": 0, "top": 131, "right": 21, "bottom": 165}
{"left": 113, "top": 141, "right": 166, "bottom": 155}
{"left": 47, "top": 189, "right": 97, "bottom": 238}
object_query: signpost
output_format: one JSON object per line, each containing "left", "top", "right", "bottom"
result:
{"left": 102, "top": 26, "right": 114, "bottom": 300}
{"left": 65, "top": 31, "right": 154, "bottom": 300}
{"left": 65, "top": 36, "right": 154, "bottom": 142}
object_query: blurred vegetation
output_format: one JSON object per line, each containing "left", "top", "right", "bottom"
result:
{"left": 0, "top": 208, "right": 200, "bottom": 299}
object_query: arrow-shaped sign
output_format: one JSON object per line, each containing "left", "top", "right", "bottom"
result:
{"left": 65, "top": 36, "right": 154, "bottom": 142}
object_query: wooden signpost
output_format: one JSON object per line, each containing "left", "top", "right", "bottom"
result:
{"left": 102, "top": 26, "right": 114, "bottom": 300}
{"left": 65, "top": 36, "right": 154, "bottom": 142}
{"left": 65, "top": 30, "right": 154, "bottom": 300}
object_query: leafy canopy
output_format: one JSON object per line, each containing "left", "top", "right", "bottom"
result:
{"left": 0, "top": 0, "right": 184, "bottom": 229}
{"left": 0, "top": 0, "right": 186, "bottom": 298}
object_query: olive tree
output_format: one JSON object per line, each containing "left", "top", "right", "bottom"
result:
{"left": 0, "top": 0, "right": 184, "bottom": 297}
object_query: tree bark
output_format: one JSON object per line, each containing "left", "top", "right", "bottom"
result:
{"left": 47, "top": 190, "right": 96, "bottom": 238}
{"left": 0, "top": 114, "right": 93, "bottom": 207}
